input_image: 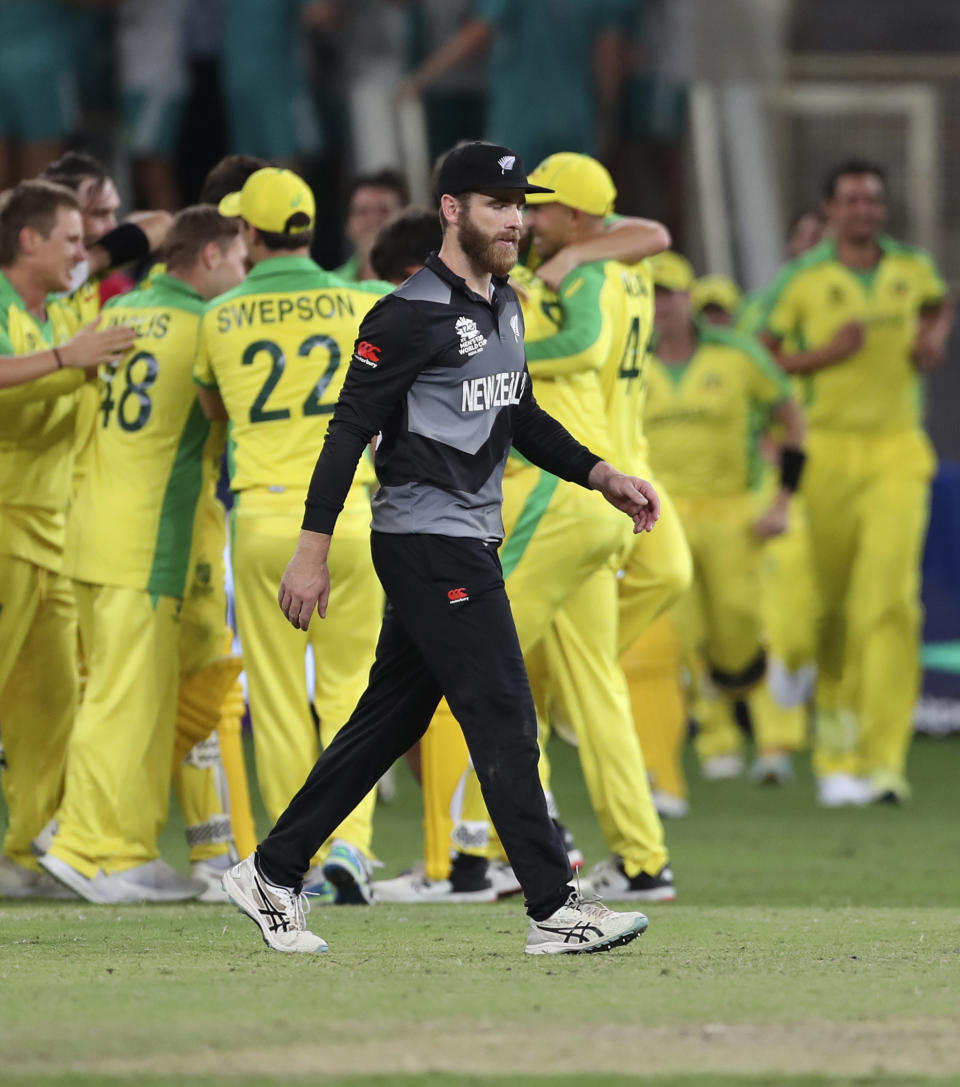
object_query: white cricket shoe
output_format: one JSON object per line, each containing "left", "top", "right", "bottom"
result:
{"left": 38, "top": 854, "right": 144, "bottom": 904}
{"left": 222, "top": 855, "right": 328, "bottom": 953}
{"left": 371, "top": 870, "right": 497, "bottom": 904}
{"left": 190, "top": 856, "right": 234, "bottom": 904}
{"left": 113, "top": 859, "right": 205, "bottom": 902}
{"left": 587, "top": 857, "right": 677, "bottom": 902}
{"left": 525, "top": 892, "right": 648, "bottom": 955}
{"left": 817, "top": 773, "right": 872, "bottom": 808}
{"left": 652, "top": 790, "right": 690, "bottom": 818}
{"left": 0, "top": 856, "right": 78, "bottom": 899}
{"left": 701, "top": 753, "right": 745, "bottom": 781}
{"left": 488, "top": 861, "right": 522, "bottom": 899}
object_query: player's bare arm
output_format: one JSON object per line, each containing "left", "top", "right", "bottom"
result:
{"left": 195, "top": 386, "right": 229, "bottom": 422}
{"left": 537, "top": 216, "right": 672, "bottom": 291}
{"left": 278, "top": 529, "right": 332, "bottom": 631}
{"left": 762, "top": 321, "right": 865, "bottom": 376}
{"left": 0, "top": 319, "right": 136, "bottom": 392}
{"left": 912, "top": 297, "right": 956, "bottom": 372}
{"left": 588, "top": 460, "right": 660, "bottom": 534}
{"left": 753, "top": 397, "right": 806, "bottom": 540}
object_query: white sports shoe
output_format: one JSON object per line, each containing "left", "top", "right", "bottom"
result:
{"left": 701, "top": 753, "right": 745, "bottom": 781}
{"left": 526, "top": 892, "right": 648, "bottom": 955}
{"left": 322, "top": 840, "right": 376, "bottom": 905}
{"left": 587, "top": 857, "right": 677, "bottom": 902}
{"left": 371, "top": 870, "right": 497, "bottom": 904}
{"left": 652, "top": 790, "right": 690, "bottom": 818}
{"left": 113, "top": 859, "right": 205, "bottom": 902}
{"left": 817, "top": 773, "right": 872, "bottom": 808}
{"left": 0, "top": 856, "right": 78, "bottom": 899}
{"left": 190, "top": 856, "right": 234, "bottom": 904}
{"left": 222, "top": 855, "right": 328, "bottom": 953}
{"left": 488, "top": 861, "right": 522, "bottom": 899}
{"left": 38, "top": 854, "right": 144, "bottom": 904}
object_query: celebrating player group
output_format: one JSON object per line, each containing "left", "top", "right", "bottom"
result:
{"left": 0, "top": 139, "right": 951, "bottom": 956}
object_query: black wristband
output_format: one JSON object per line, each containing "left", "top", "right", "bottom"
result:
{"left": 95, "top": 221, "right": 151, "bottom": 269}
{"left": 780, "top": 447, "right": 806, "bottom": 492}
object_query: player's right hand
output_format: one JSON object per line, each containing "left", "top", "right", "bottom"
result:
{"left": 278, "top": 551, "right": 331, "bottom": 630}
{"left": 827, "top": 320, "right": 866, "bottom": 361}
{"left": 61, "top": 319, "right": 137, "bottom": 369}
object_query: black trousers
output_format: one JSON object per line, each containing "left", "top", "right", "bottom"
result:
{"left": 257, "top": 532, "right": 573, "bottom": 921}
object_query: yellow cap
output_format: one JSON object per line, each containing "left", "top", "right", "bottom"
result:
{"left": 218, "top": 167, "right": 315, "bottom": 234}
{"left": 691, "top": 274, "right": 742, "bottom": 314}
{"left": 650, "top": 251, "right": 695, "bottom": 292}
{"left": 524, "top": 153, "right": 617, "bottom": 216}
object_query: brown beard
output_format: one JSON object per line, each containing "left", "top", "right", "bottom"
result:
{"left": 458, "top": 211, "right": 518, "bottom": 277}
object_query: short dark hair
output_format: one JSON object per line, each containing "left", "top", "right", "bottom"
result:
{"left": 787, "top": 207, "right": 825, "bottom": 233}
{"left": 0, "top": 180, "right": 81, "bottom": 265}
{"left": 163, "top": 205, "right": 242, "bottom": 272}
{"left": 346, "top": 168, "right": 410, "bottom": 208}
{"left": 42, "top": 151, "right": 111, "bottom": 194}
{"left": 822, "top": 159, "right": 887, "bottom": 201}
{"left": 254, "top": 226, "right": 315, "bottom": 252}
{"left": 371, "top": 207, "right": 442, "bottom": 282}
{"left": 199, "top": 154, "right": 269, "bottom": 205}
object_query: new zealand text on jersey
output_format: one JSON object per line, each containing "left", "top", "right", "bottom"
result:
{"left": 215, "top": 293, "right": 357, "bottom": 332}
{"left": 461, "top": 370, "right": 526, "bottom": 413}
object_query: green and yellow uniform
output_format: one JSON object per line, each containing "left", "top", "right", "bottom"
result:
{"left": 194, "top": 256, "right": 386, "bottom": 860}
{"left": 0, "top": 272, "right": 83, "bottom": 870}
{"left": 47, "top": 275, "right": 213, "bottom": 878}
{"left": 645, "top": 321, "right": 795, "bottom": 762}
{"left": 762, "top": 236, "right": 946, "bottom": 792}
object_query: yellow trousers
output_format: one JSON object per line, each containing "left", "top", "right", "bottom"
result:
{"left": 231, "top": 486, "right": 380, "bottom": 857}
{"left": 543, "top": 563, "right": 668, "bottom": 877}
{"left": 50, "top": 583, "right": 181, "bottom": 877}
{"left": 0, "top": 557, "right": 78, "bottom": 868}
{"left": 804, "top": 428, "right": 934, "bottom": 783}
{"left": 174, "top": 491, "right": 253, "bottom": 861}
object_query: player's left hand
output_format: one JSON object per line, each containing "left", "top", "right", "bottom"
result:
{"left": 591, "top": 463, "right": 660, "bottom": 533}
{"left": 753, "top": 501, "right": 789, "bottom": 539}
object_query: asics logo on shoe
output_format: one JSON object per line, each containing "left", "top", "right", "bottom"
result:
{"left": 447, "top": 587, "right": 469, "bottom": 604}
{"left": 536, "top": 921, "right": 603, "bottom": 944}
{"left": 254, "top": 877, "right": 290, "bottom": 933}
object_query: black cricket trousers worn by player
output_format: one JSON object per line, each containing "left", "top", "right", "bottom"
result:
{"left": 257, "top": 531, "right": 574, "bottom": 921}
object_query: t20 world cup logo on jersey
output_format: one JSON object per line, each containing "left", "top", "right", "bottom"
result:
{"left": 456, "top": 316, "right": 487, "bottom": 357}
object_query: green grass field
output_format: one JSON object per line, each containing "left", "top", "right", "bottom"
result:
{"left": 2, "top": 735, "right": 959, "bottom": 1086}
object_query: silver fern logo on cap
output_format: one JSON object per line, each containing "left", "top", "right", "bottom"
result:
{"left": 498, "top": 155, "right": 516, "bottom": 174}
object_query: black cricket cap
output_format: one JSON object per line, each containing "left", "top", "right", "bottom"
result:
{"left": 435, "top": 141, "right": 555, "bottom": 200}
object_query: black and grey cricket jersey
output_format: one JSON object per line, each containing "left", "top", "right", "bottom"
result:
{"left": 303, "top": 252, "right": 601, "bottom": 539}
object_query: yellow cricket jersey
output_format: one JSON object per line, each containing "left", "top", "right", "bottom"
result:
{"left": 761, "top": 236, "right": 946, "bottom": 433}
{"left": 193, "top": 256, "right": 389, "bottom": 494}
{"left": 64, "top": 274, "right": 212, "bottom": 598}
{"left": 508, "top": 264, "right": 615, "bottom": 466}
{"left": 525, "top": 258, "right": 654, "bottom": 473}
{"left": 644, "top": 321, "right": 791, "bottom": 497}
{"left": 0, "top": 271, "right": 85, "bottom": 571}
{"left": 63, "top": 274, "right": 108, "bottom": 487}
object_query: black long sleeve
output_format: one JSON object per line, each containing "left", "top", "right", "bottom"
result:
{"left": 302, "top": 295, "right": 426, "bottom": 533}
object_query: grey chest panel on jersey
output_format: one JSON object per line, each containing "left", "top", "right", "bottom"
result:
{"left": 406, "top": 296, "right": 526, "bottom": 455}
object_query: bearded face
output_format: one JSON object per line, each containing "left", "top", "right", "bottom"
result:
{"left": 455, "top": 195, "right": 522, "bottom": 278}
